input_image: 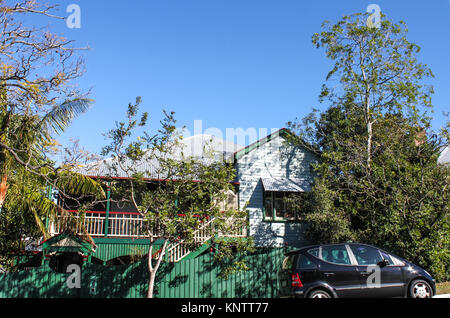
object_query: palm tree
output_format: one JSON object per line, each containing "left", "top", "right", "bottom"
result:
{"left": 0, "top": 98, "right": 105, "bottom": 242}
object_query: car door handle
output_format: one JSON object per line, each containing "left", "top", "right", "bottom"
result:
{"left": 360, "top": 271, "right": 372, "bottom": 276}
{"left": 324, "top": 272, "right": 335, "bottom": 277}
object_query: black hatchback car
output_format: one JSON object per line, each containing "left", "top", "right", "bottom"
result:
{"left": 281, "top": 243, "right": 436, "bottom": 298}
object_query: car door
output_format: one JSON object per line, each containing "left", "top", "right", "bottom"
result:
{"left": 378, "top": 250, "right": 406, "bottom": 297}
{"left": 295, "top": 253, "right": 319, "bottom": 288}
{"left": 348, "top": 244, "right": 405, "bottom": 298}
{"left": 318, "top": 244, "right": 363, "bottom": 297}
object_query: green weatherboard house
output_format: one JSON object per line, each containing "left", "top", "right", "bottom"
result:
{"left": 7, "top": 129, "right": 318, "bottom": 298}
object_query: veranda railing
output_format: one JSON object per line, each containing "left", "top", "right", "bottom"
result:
{"left": 50, "top": 212, "right": 247, "bottom": 262}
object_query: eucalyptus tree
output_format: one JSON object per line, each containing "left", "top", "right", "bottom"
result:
{"left": 288, "top": 12, "right": 449, "bottom": 280}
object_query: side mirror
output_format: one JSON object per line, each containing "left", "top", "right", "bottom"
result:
{"left": 378, "top": 259, "right": 389, "bottom": 268}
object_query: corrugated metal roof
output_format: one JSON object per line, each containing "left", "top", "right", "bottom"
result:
{"left": 261, "top": 178, "right": 311, "bottom": 192}
{"left": 75, "top": 135, "right": 244, "bottom": 178}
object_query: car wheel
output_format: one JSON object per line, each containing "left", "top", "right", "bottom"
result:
{"left": 409, "top": 279, "right": 433, "bottom": 298}
{"left": 308, "top": 289, "right": 332, "bottom": 298}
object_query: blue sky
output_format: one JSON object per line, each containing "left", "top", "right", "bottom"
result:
{"left": 33, "top": 0, "right": 450, "bottom": 154}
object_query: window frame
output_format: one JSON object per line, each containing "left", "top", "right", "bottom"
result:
{"left": 307, "top": 245, "right": 356, "bottom": 266}
{"left": 263, "top": 191, "right": 304, "bottom": 222}
{"left": 319, "top": 244, "right": 353, "bottom": 266}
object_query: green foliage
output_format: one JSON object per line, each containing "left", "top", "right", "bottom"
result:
{"left": 289, "top": 12, "right": 449, "bottom": 281}
{"left": 0, "top": 206, "right": 43, "bottom": 270}
{"left": 212, "top": 237, "right": 256, "bottom": 279}
{"left": 40, "top": 99, "right": 93, "bottom": 136}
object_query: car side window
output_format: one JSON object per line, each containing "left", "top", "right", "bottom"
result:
{"left": 379, "top": 250, "right": 393, "bottom": 265}
{"left": 389, "top": 254, "right": 405, "bottom": 266}
{"left": 321, "top": 245, "right": 351, "bottom": 265}
{"left": 297, "top": 254, "right": 317, "bottom": 270}
{"left": 350, "top": 245, "right": 383, "bottom": 265}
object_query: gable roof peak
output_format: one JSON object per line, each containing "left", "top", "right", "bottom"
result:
{"left": 234, "top": 128, "right": 298, "bottom": 160}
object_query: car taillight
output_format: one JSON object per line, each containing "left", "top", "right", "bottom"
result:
{"left": 292, "top": 273, "right": 303, "bottom": 288}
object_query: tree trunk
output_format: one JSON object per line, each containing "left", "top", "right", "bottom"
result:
{"left": 360, "top": 51, "right": 372, "bottom": 171}
{"left": 147, "top": 269, "right": 156, "bottom": 298}
{"left": 366, "top": 120, "right": 373, "bottom": 169}
{"left": 147, "top": 239, "right": 168, "bottom": 298}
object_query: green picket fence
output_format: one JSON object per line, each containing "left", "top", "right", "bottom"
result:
{"left": 0, "top": 248, "right": 291, "bottom": 298}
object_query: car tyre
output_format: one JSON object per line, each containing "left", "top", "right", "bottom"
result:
{"left": 308, "top": 289, "right": 332, "bottom": 298}
{"left": 409, "top": 279, "right": 433, "bottom": 298}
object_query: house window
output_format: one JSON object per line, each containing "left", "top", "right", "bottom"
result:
{"left": 264, "top": 191, "right": 304, "bottom": 221}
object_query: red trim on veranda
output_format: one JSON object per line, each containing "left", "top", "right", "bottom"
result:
{"left": 66, "top": 210, "right": 141, "bottom": 215}
{"left": 84, "top": 175, "right": 240, "bottom": 185}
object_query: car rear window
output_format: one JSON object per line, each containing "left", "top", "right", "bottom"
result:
{"left": 282, "top": 255, "right": 294, "bottom": 270}
{"left": 307, "top": 248, "right": 319, "bottom": 258}
{"left": 297, "top": 254, "right": 317, "bottom": 270}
